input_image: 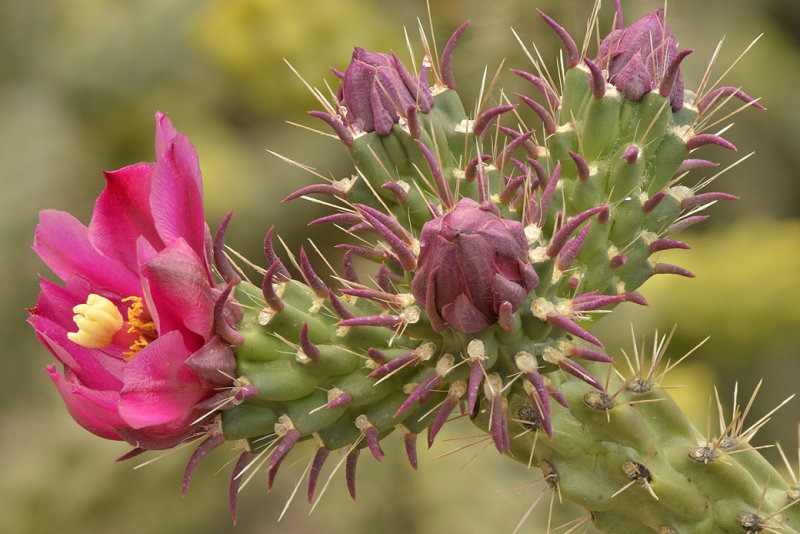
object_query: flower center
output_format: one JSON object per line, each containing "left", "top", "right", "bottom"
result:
{"left": 67, "top": 294, "right": 124, "bottom": 349}
{"left": 121, "top": 296, "right": 157, "bottom": 359}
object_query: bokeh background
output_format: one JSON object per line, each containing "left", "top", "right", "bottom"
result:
{"left": 2, "top": 0, "right": 799, "bottom": 532}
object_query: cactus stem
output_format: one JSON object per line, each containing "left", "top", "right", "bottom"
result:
{"left": 230, "top": 450, "right": 256, "bottom": 524}
{"left": 440, "top": 21, "right": 469, "bottom": 90}
{"left": 345, "top": 448, "right": 360, "bottom": 500}
{"left": 473, "top": 104, "right": 516, "bottom": 137}
{"left": 653, "top": 262, "right": 695, "bottom": 278}
{"left": 264, "top": 227, "right": 290, "bottom": 280}
{"left": 537, "top": 10, "right": 579, "bottom": 69}
{"left": 515, "top": 92, "right": 557, "bottom": 136}
{"left": 268, "top": 428, "right": 301, "bottom": 490}
{"left": 307, "top": 110, "right": 354, "bottom": 146}
{"left": 307, "top": 447, "right": 330, "bottom": 503}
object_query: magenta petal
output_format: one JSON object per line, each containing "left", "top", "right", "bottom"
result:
{"left": 89, "top": 162, "right": 163, "bottom": 268}
{"left": 149, "top": 113, "right": 209, "bottom": 280}
{"left": 141, "top": 238, "right": 215, "bottom": 345}
{"left": 30, "top": 313, "right": 125, "bottom": 390}
{"left": 46, "top": 365, "right": 125, "bottom": 441}
{"left": 119, "top": 330, "right": 206, "bottom": 429}
{"left": 33, "top": 210, "right": 140, "bottom": 297}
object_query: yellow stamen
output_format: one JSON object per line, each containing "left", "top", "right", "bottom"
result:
{"left": 121, "top": 296, "right": 157, "bottom": 359}
{"left": 67, "top": 294, "right": 124, "bottom": 349}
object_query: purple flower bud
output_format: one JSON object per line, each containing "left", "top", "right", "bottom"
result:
{"left": 339, "top": 47, "right": 433, "bottom": 136}
{"left": 411, "top": 198, "right": 538, "bottom": 333}
{"left": 596, "top": 8, "right": 686, "bottom": 111}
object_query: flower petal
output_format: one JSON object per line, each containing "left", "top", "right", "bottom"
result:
{"left": 46, "top": 365, "right": 125, "bottom": 441}
{"left": 33, "top": 210, "right": 141, "bottom": 297}
{"left": 140, "top": 238, "right": 215, "bottom": 346}
{"left": 89, "top": 162, "right": 163, "bottom": 268}
{"left": 29, "top": 313, "right": 125, "bottom": 391}
{"left": 119, "top": 330, "right": 207, "bottom": 429}
{"left": 149, "top": 113, "right": 209, "bottom": 279}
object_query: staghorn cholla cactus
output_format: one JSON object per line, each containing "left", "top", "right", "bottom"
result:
{"left": 27, "top": 1, "right": 799, "bottom": 533}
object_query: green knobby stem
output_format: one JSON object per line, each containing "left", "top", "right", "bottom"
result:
{"left": 473, "top": 360, "right": 800, "bottom": 534}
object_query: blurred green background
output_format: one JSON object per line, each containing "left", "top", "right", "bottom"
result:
{"left": 2, "top": 0, "right": 799, "bottom": 532}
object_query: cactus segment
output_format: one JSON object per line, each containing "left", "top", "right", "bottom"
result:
{"left": 62, "top": 3, "right": 774, "bottom": 532}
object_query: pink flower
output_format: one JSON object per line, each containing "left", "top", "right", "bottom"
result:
{"left": 29, "top": 113, "right": 238, "bottom": 450}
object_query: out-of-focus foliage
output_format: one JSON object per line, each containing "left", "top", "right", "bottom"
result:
{"left": 2, "top": 0, "right": 798, "bottom": 532}
{"left": 191, "top": 0, "right": 397, "bottom": 113}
